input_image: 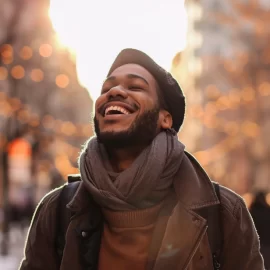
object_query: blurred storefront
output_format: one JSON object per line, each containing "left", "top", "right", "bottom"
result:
{"left": 0, "top": 0, "right": 93, "bottom": 205}
{"left": 8, "top": 138, "right": 34, "bottom": 224}
{"left": 0, "top": 0, "right": 93, "bottom": 257}
{"left": 173, "top": 0, "right": 270, "bottom": 195}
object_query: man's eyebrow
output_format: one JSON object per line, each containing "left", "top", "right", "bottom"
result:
{"left": 126, "top": 74, "right": 149, "bottom": 85}
{"left": 103, "top": 74, "right": 149, "bottom": 85}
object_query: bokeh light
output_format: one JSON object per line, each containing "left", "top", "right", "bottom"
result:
{"left": 20, "top": 46, "right": 33, "bottom": 60}
{"left": 55, "top": 74, "right": 69, "bottom": 88}
{"left": 11, "top": 65, "right": 25, "bottom": 79}
{"left": 0, "top": 44, "right": 13, "bottom": 64}
{"left": 31, "top": 69, "right": 44, "bottom": 82}
{"left": 39, "top": 43, "right": 53, "bottom": 58}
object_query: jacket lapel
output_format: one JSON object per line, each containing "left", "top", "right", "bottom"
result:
{"left": 174, "top": 152, "right": 219, "bottom": 210}
{"left": 153, "top": 152, "right": 220, "bottom": 269}
{"left": 153, "top": 203, "right": 207, "bottom": 270}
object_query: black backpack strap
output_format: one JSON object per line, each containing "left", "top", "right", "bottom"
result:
{"left": 56, "top": 179, "right": 81, "bottom": 262}
{"left": 67, "top": 173, "right": 81, "bottom": 183}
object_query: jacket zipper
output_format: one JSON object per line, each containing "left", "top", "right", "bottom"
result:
{"left": 212, "top": 253, "right": 221, "bottom": 270}
{"left": 183, "top": 225, "right": 208, "bottom": 270}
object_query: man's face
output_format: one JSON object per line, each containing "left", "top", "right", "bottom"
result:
{"left": 94, "top": 64, "right": 162, "bottom": 147}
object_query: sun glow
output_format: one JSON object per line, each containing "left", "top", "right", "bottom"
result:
{"left": 49, "top": 0, "right": 187, "bottom": 101}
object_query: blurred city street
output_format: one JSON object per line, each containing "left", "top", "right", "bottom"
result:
{"left": 0, "top": 226, "right": 27, "bottom": 270}
{"left": 0, "top": 0, "right": 270, "bottom": 269}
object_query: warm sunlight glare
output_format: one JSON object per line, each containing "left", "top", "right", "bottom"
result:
{"left": 49, "top": 0, "right": 187, "bottom": 101}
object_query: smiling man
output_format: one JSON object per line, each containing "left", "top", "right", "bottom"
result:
{"left": 20, "top": 49, "right": 264, "bottom": 270}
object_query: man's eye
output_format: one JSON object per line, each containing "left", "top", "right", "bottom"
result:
{"left": 129, "top": 85, "right": 143, "bottom": 90}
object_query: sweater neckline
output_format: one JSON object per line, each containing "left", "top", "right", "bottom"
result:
{"left": 102, "top": 200, "right": 164, "bottom": 228}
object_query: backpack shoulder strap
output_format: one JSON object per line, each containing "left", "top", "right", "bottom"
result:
{"left": 56, "top": 177, "right": 81, "bottom": 262}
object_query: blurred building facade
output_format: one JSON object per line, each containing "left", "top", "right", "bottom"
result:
{"left": 173, "top": 0, "right": 270, "bottom": 194}
{"left": 0, "top": 0, "right": 93, "bottom": 209}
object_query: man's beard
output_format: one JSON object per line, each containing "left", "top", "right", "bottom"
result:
{"left": 94, "top": 107, "right": 160, "bottom": 149}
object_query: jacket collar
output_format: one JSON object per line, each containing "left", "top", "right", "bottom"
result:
{"left": 67, "top": 151, "right": 219, "bottom": 213}
{"left": 173, "top": 151, "right": 219, "bottom": 210}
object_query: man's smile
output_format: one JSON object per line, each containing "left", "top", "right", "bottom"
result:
{"left": 105, "top": 105, "right": 130, "bottom": 116}
{"left": 99, "top": 101, "right": 139, "bottom": 122}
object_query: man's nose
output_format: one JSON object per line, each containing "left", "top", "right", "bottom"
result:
{"left": 106, "top": 85, "right": 128, "bottom": 100}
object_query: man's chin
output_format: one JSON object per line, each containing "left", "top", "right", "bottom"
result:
{"left": 99, "top": 125, "right": 131, "bottom": 135}
{"left": 93, "top": 107, "right": 159, "bottom": 149}
{"left": 96, "top": 130, "right": 134, "bottom": 149}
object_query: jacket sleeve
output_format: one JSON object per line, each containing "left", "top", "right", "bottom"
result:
{"left": 19, "top": 187, "right": 62, "bottom": 270}
{"left": 221, "top": 194, "right": 264, "bottom": 270}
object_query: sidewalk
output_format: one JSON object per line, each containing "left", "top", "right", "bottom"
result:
{"left": 0, "top": 226, "right": 28, "bottom": 270}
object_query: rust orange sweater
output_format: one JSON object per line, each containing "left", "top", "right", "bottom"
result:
{"left": 98, "top": 202, "right": 163, "bottom": 270}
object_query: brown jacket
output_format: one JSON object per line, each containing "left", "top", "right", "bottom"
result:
{"left": 19, "top": 154, "right": 264, "bottom": 270}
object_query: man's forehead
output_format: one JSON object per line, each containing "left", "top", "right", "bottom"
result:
{"left": 108, "top": 63, "right": 156, "bottom": 83}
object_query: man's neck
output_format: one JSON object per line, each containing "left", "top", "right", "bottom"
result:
{"left": 106, "top": 145, "right": 147, "bottom": 172}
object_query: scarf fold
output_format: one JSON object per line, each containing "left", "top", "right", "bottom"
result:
{"left": 79, "top": 131, "right": 185, "bottom": 211}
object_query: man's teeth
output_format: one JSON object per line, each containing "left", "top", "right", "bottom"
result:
{"left": 105, "top": 106, "right": 130, "bottom": 115}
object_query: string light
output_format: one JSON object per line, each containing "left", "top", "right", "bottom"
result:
{"left": 11, "top": 65, "right": 25, "bottom": 79}
{"left": 178, "top": 0, "right": 270, "bottom": 194}
{"left": 39, "top": 43, "right": 53, "bottom": 58}
{"left": 0, "top": 44, "right": 13, "bottom": 64}
{"left": 30, "top": 69, "right": 44, "bottom": 82}
{"left": 55, "top": 74, "right": 69, "bottom": 88}
{"left": 0, "top": 92, "right": 93, "bottom": 138}
{"left": 0, "top": 40, "right": 91, "bottom": 181}
{"left": 19, "top": 46, "right": 33, "bottom": 60}
{"left": 184, "top": 82, "right": 268, "bottom": 171}
{"left": 0, "top": 44, "right": 69, "bottom": 87}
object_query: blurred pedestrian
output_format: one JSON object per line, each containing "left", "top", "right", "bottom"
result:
{"left": 250, "top": 191, "right": 270, "bottom": 269}
{"left": 19, "top": 49, "right": 264, "bottom": 270}
{"left": 9, "top": 184, "right": 35, "bottom": 236}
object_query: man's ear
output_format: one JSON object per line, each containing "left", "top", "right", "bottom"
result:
{"left": 159, "top": 110, "right": 173, "bottom": 129}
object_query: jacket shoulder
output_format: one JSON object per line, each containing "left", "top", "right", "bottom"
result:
{"left": 218, "top": 185, "right": 247, "bottom": 220}
{"left": 31, "top": 185, "right": 66, "bottom": 229}
{"left": 19, "top": 185, "right": 66, "bottom": 269}
{"left": 217, "top": 187, "right": 263, "bottom": 268}
{"left": 38, "top": 185, "right": 64, "bottom": 209}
